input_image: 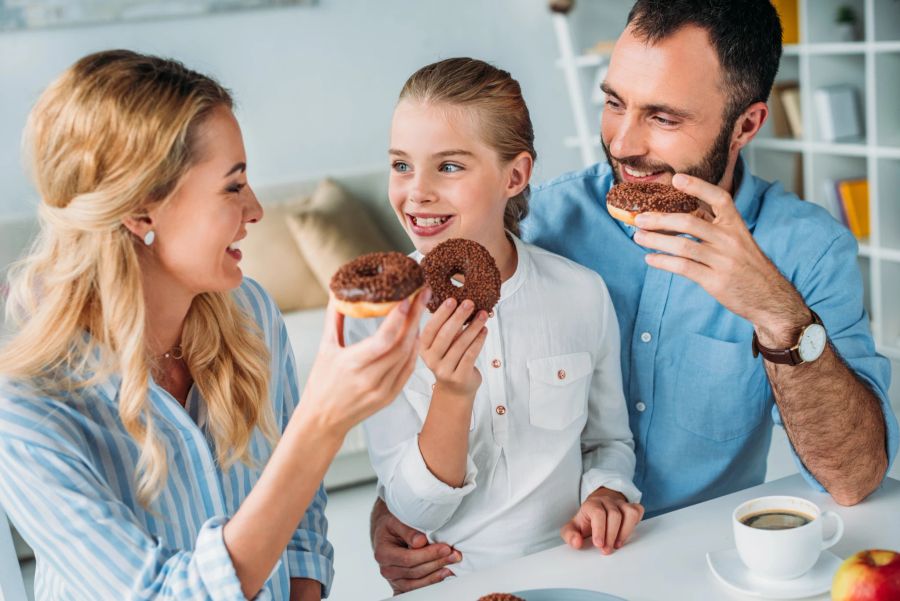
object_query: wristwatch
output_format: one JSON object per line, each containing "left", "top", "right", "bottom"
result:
{"left": 752, "top": 310, "right": 827, "bottom": 365}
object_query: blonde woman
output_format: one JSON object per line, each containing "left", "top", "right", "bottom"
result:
{"left": 0, "top": 50, "right": 426, "bottom": 600}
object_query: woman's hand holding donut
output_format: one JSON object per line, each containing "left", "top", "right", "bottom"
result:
{"left": 419, "top": 297, "right": 489, "bottom": 399}
{"left": 296, "top": 289, "right": 429, "bottom": 437}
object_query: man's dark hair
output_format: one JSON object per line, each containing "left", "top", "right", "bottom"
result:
{"left": 627, "top": 0, "right": 783, "bottom": 124}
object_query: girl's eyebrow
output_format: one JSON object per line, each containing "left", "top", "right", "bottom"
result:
{"left": 388, "top": 149, "right": 475, "bottom": 158}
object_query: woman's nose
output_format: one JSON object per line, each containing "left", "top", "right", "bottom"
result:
{"left": 244, "top": 185, "right": 263, "bottom": 223}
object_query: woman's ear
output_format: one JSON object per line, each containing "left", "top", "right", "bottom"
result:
{"left": 505, "top": 151, "right": 534, "bottom": 198}
{"left": 121, "top": 213, "right": 154, "bottom": 243}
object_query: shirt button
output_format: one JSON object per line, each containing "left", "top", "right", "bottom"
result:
{"left": 495, "top": 405, "right": 507, "bottom": 415}
{"left": 491, "top": 359, "right": 502, "bottom": 368}
{"left": 640, "top": 332, "right": 652, "bottom": 343}
{"left": 635, "top": 401, "right": 647, "bottom": 412}
{"left": 557, "top": 369, "right": 566, "bottom": 380}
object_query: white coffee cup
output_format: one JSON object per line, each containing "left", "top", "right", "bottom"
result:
{"left": 732, "top": 495, "right": 843, "bottom": 580}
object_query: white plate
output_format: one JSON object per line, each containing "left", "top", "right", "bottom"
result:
{"left": 512, "top": 589, "right": 627, "bottom": 601}
{"left": 706, "top": 548, "right": 841, "bottom": 599}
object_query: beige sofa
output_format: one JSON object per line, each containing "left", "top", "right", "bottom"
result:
{"left": 0, "top": 168, "right": 406, "bottom": 598}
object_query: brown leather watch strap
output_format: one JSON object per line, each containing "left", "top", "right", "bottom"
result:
{"left": 752, "top": 310, "right": 824, "bottom": 365}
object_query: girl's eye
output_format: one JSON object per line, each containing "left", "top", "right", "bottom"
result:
{"left": 439, "top": 163, "right": 462, "bottom": 173}
{"left": 392, "top": 161, "right": 411, "bottom": 173}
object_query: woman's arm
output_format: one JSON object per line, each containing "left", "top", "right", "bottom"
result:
{"left": 223, "top": 295, "right": 426, "bottom": 598}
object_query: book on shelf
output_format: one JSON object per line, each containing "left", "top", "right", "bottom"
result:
{"left": 814, "top": 85, "right": 864, "bottom": 142}
{"left": 769, "top": 81, "right": 799, "bottom": 138}
{"left": 780, "top": 86, "right": 803, "bottom": 139}
{"left": 822, "top": 177, "right": 869, "bottom": 240}
{"left": 771, "top": 0, "right": 799, "bottom": 45}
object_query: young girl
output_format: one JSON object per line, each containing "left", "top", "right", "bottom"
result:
{"left": 347, "top": 58, "right": 644, "bottom": 577}
{"left": 0, "top": 50, "right": 425, "bottom": 600}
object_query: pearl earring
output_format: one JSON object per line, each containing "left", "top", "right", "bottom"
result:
{"left": 143, "top": 230, "right": 156, "bottom": 246}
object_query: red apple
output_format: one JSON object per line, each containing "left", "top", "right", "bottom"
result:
{"left": 832, "top": 549, "right": 900, "bottom": 601}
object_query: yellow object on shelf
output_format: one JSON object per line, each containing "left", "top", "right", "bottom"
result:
{"left": 837, "top": 179, "right": 870, "bottom": 240}
{"left": 772, "top": 0, "right": 799, "bottom": 45}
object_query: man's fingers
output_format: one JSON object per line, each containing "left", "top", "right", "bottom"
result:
{"left": 391, "top": 568, "right": 453, "bottom": 595}
{"left": 633, "top": 212, "right": 721, "bottom": 244}
{"left": 645, "top": 252, "right": 714, "bottom": 286}
{"left": 376, "top": 540, "right": 454, "bottom": 569}
{"left": 633, "top": 229, "right": 712, "bottom": 267}
{"left": 380, "top": 550, "right": 461, "bottom": 581}
{"left": 672, "top": 172, "right": 736, "bottom": 219}
{"left": 587, "top": 506, "right": 607, "bottom": 552}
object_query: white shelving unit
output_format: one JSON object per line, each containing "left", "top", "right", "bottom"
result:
{"left": 747, "top": 0, "right": 900, "bottom": 363}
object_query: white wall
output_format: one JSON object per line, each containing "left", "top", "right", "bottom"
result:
{"left": 0, "top": 0, "right": 634, "bottom": 219}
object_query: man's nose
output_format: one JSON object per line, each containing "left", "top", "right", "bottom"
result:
{"left": 608, "top": 115, "right": 649, "bottom": 160}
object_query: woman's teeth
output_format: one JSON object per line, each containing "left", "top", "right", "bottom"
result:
{"left": 227, "top": 240, "right": 242, "bottom": 252}
{"left": 624, "top": 166, "right": 657, "bottom": 178}
{"left": 411, "top": 216, "right": 450, "bottom": 227}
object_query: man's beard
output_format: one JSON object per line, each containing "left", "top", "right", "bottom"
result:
{"left": 602, "top": 116, "right": 734, "bottom": 186}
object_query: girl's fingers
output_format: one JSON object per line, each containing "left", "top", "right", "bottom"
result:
{"left": 428, "top": 300, "right": 475, "bottom": 358}
{"left": 442, "top": 311, "right": 488, "bottom": 370}
{"left": 453, "top": 327, "right": 488, "bottom": 375}
{"left": 420, "top": 296, "right": 457, "bottom": 349}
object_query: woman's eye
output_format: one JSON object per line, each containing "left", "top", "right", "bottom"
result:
{"left": 227, "top": 183, "right": 246, "bottom": 194}
{"left": 439, "top": 163, "right": 462, "bottom": 173}
{"left": 392, "top": 161, "right": 411, "bottom": 173}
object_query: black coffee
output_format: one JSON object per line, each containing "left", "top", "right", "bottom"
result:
{"left": 740, "top": 510, "right": 813, "bottom": 530}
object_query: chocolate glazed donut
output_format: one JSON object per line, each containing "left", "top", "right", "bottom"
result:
{"left": 329, "top": 251, "right": 425, "bottom": 318}
{"left": 421, "top": 238, "right": 501, "bottom": 320}
{"left": 606, "top": 181, "right": 707, "bottom": 226}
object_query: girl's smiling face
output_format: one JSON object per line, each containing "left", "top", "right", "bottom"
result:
{"left": 388, "top": 99, "right": 515, "bottom": 257}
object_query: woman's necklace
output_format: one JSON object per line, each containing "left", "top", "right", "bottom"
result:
{"left": 161, "top": 345, "right": 184, "bottom": 361}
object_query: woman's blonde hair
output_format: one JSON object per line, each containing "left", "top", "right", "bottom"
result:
{"left": 398, "top": 58, "right": 537, "bottom": 237}
{"left": 0, "top": 50, "right": 277, "bottom": 504}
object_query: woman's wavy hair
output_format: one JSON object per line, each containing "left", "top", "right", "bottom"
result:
{"left": 398, "top": 57, "right": 537, "bottom": 237}
{"left": 0, "top": 49, "right": 277, "bottom": 505}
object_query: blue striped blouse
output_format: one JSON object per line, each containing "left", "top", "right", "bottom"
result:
{"left": 0, "top": 278, "right": 333, "bottom": 600}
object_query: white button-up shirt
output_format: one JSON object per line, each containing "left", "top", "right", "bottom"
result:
{"left": 347, "top": 237, "right": 640, "bottom": 575}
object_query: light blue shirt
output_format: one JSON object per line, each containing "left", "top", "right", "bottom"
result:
{"left": 0, "top": 278, "right": 333, "bottom": 600}
{"left": 522, "top": 156, "right": 899, "bottom": 517}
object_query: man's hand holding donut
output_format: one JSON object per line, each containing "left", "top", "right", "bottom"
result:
{"left": 632, "top": 173, "right": 810, "bottom": 346}
{"left": 416, "top": 296, "right": 489, "bottom": 488}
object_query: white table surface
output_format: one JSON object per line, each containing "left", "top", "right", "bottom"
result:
{"left": 391, "top": 475, "right": 900, "bottom": 601}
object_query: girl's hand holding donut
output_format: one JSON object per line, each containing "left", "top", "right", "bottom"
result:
{"left": 297, "top": 289, "right": 429, "bottom": 436}
{"left": 419, "top": 296, "right": 489, "bottom": 399}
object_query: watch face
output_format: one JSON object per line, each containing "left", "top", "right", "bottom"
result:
{"left": 798, "top": 323, "right": 827, "bottom": 362}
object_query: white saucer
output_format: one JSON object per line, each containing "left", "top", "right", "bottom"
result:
{"left": 706, "top": 548, "right": 841, "bottom": 599}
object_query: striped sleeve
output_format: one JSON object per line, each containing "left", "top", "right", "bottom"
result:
{"left": 278, "top": 303, "right": 335, "bottom": 595}
{"left": 0, "top": 432, "right": 250, "bottom": 601}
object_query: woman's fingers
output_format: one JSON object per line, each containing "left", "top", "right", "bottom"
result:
{"left": 320, "top": 299, "right": 344, "bottom": 348}
{"left": 353, "top": 290, "right": 428, "bottom": 362}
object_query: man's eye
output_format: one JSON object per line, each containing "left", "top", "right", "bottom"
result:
{"left": 654, "top": 116, "right": 677, "bottom": 126}
{"left": 605, "top": 99, "right": 623, "bottom": 110}
{"left": 392, "top": 161, "right": 411, "bottom": 173}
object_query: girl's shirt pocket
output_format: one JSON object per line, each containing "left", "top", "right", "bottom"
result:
{"left": 526, "top": 351, "right": 592, "bottom": 431}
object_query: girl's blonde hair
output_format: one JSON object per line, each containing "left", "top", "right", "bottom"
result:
{"left": 398, "top": 57, "right": 537, "bottom": 237}
{"left": 0, "top": 49, "right": 277, "bottom": 505}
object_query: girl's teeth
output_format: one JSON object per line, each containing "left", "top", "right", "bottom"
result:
{"left": 413, "top": 216, "right": 449, "bottom": 227}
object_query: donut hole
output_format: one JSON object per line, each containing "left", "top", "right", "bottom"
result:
{"left": 359, "top": 265, "right": 383, "bottom": 278}
{"left": 451, "top": 272, "right": 466, "bottom": 287}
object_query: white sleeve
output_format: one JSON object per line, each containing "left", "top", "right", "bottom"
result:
{"left": 580, "top": 278, "right": 642, "bottom": 504}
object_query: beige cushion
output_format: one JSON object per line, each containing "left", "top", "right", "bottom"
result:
{"left": 240, "top": 196, "right": 329, "bottom": 312}
{"left": 286, "top": 179, "right": 397, "bottom": 289}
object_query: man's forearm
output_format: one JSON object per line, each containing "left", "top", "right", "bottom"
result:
{"left": 764, "top": 341, "right": 887, "bottom": 505}
{"left": 290, "top": 578, "right": 322, "bottom": 601}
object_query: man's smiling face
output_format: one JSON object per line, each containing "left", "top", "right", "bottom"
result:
{"left": 600, "top": 23, "right": 737, "bottom": 188}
